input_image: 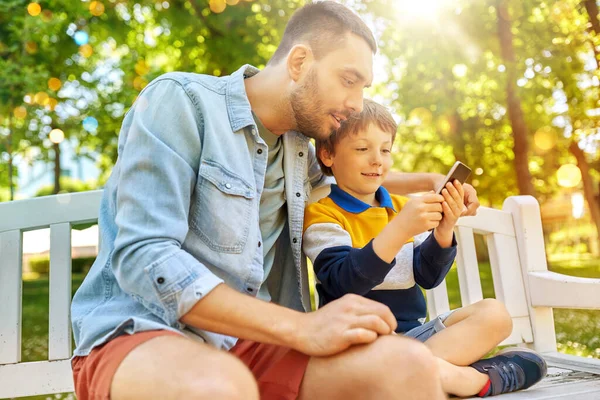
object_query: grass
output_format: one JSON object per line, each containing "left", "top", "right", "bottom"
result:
{"left": 10, "top": 259, "right": 600, "bottom": 400}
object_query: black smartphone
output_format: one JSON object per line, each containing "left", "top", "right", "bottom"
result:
{"left": 435, "top": 161, "right": 472, "bottom": 194}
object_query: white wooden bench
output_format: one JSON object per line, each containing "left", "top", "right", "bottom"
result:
{"left": 0, "top": 191, "right": 599, "bottom": 399}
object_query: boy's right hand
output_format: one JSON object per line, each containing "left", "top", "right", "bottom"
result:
{"left": 395, "top": 192, "right": 444, "bottom": 237}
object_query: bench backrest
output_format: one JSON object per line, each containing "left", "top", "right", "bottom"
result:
{"left": 0, "top": 191, "right": 554, "bottom": 398}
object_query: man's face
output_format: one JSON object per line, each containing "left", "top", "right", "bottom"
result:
{"left": 290, "top": 34, "right": 374, "bottom": 141}
{"left": 322, "top": 124, "right": 393, "bottom": 205}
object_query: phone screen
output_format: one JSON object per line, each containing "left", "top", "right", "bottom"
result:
{"left": 436, "top": 162, "right": 472, "bottom": 194}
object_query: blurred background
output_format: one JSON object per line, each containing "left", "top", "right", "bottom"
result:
{"left": 0, "top": 1, "right": 598, "bottom": 397}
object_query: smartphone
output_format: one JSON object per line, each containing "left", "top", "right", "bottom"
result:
{"left": 435, "top": 161, "right": 472, "bottom": 194}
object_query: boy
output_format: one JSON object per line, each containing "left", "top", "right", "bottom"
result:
{"left": 303, "top": 99, "right": 547, "bottom": 397}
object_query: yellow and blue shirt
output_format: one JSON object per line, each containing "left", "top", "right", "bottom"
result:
{"left": 303, "top": 184, "right": 457, "bottom": 333}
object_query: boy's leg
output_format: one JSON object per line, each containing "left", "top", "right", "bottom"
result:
{"left": 425, "top": 298, "right": 513, "bottom": 365}
{"left": 300, "top": 335, "right": 446, "bottom": 400}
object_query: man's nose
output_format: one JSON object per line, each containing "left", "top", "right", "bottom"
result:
{"left": 345, "top": 91, "right": 364, "bottom": 115}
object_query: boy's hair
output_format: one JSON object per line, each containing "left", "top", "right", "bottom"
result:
{"left": 316, "top": 99, "right": 397, "bottom": 176}
{"left": 268, "top": 1, "right": 377, "bottom": 65}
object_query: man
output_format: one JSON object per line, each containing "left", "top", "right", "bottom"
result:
{"left": 71, "top": 2, "right": 480, "bottom": 399}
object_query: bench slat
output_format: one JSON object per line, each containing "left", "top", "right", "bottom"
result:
{"left": 0, "top": 190, "right": 102, "bottom": 233}
{"left": 49, "top": 223, "right": 73, "bottom": 361}
{"left": 0, "top": 230, "right": 23, "bottom": 365}
{"left": 0, "top": 360, "right": 74, "bottom": 398}
{"left": 454, "top": 226, "right": 483, "bottom": 306}
{"left": 426, "top": 281, "right": 451, "bottom": 318}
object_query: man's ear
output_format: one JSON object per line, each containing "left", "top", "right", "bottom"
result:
{"left": 318, "top": 146, "right": 334, "bottom": 168}
{"left": 287, "top": 44, "right": 313, "bottom": 82}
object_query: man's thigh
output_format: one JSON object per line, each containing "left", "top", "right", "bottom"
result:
{"left": 73, "top": 330, "right": 258, "bottom": 400}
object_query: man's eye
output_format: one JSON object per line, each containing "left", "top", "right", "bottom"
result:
{"left": 344, "top": 78, "right": 354, "bottom": 86}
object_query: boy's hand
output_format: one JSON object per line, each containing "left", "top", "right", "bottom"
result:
{"left": 435, "top": 180, "right": 464, "bottom": 242}
{"left": 396, "top": 192, "right": 444, "bottom": 238}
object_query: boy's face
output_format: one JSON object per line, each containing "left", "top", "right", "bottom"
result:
{"left": 290, "top": 33, "right": 373, "bottom": 141}
{"left": 320, "top": 124, "right": 393, "bottom": 205}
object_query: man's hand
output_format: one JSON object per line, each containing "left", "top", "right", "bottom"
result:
{"left": 462, "top": 183, "right": 480, "bottom": 216}
{"left": 292, "top": 294, "right": 397, "bottom": 357}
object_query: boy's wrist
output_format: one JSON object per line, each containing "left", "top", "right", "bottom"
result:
{"left": 433, "top": 226, "right": 454, "bottom": 248}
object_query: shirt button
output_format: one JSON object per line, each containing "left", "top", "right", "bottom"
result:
{"left": 257, "top": 149, "right": 263, "bottom": 155}
{"left": 296, "top": 192, "right": 301, "bottom": 198}
{"left": 225, "top": 183, "right": 232, "bottom": 189}
{"left": 247, "top": 287, "right": 254, "bottom": 292}
{"left": 292, "top": 238, "right": 298, "bottom": 244}
{"left": 258, "top": 241, "right": 262, "bottom": 247}
{"left": 157, "top": 277, "right": 165, "bottom": 284}
{"left": 299, "top": 152, "right": 304, "bottom": 157}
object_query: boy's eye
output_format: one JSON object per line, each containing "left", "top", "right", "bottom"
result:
{"left": 356, "top": 147, "right": 368, "bottom": 151}
{"left": 382, "top": 149, "right": 391, "bottom": 153}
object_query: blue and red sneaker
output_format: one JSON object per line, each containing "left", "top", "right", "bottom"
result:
{"left": 471, "top": 347, "right": 548, "bottom": 397}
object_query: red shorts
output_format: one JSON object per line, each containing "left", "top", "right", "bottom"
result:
{"left": 71, "top": 330, "right": 310, "bottom": 400}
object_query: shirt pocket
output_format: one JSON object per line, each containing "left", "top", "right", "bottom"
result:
{"left": 190, "top": 160, "right": 256, "bottom": 253}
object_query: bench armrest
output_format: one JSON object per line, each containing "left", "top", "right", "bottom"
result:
{"left": 528, "top": 271, "right": 600, "bottom": 310}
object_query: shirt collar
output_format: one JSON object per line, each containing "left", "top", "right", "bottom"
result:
{"left": 225, "top": 64, "right": 260, "bottom": 132}
{"left": 329, "top": 184, "right": 396, "bottom": 214}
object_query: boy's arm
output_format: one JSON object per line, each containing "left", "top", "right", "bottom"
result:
{"left": 413, "top": 232, "right": 457, "bottom": 289}
{"left": 304, "top": 223, "right": 396, "bottom": 299}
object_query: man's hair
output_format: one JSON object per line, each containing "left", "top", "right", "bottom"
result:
{"left": 316, "top": 99, "right": 398, "bottom": 176}
{"left": 268, "top": 1, "right": 377, "bottom": 65}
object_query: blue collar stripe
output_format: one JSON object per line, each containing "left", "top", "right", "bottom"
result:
{"left": 329, "top": 184, "right": 396, "bottom": 213}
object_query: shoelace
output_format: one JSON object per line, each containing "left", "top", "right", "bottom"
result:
{"left": 494, "top": 360, "right": 519, "bottom": 393}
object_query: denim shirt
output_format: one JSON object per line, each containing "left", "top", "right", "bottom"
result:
{"left": 71, "top": 65, "right": 333, "bottom": 356}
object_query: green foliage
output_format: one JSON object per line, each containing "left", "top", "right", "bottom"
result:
{"left": 28, "top": 255, "right": 96, "bottom": 274}
{"left": 34, "top": 176, "right": 97, "bottom": 197}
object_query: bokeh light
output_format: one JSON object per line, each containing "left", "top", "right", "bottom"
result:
{"left": 13, "top": 106, "right": 27, "bottom": 119}
{"left": 557, "top": 164, "right": 582, "bottom": 188}
{"left": 47, "top": 98, "right": 58, "bottom": 111}
{"left": 210, "top": 0, "right": 227, "bottom": 13}
{"left": 48, "top": 77, "right": 62, "bottom": 91}
{"left": 83, "top": 116, "right": 99, "bottom": 132}
{"left": 27, "top": 3, "right": 41, "bottom": 16}
{"left": 25, "top": 41, "right": 38, "bottom": 54}
{"left": 133, "top": 76, "right": 148, "bottom": 90}
{"left": 226, "top": 0, "right": 239, "bottom": 4}
{"left": 34, "top": 92, "right": 49, "bottom": 105}
{"left": 89, "top": 1, "right": 105, "bottom": 17}
{"left": 534, "top": 126, "right": 557, "bottom": 151}
{"left": 41, "top": 9, "right": 53, "bottom": 22}
{"left": 436, "top": 116, "right": 452, "bottom": 135}
{"left": 135, "top": 60, "right": 150, "bottom": 75}
{"left": 49, "top": 128, "right": 65, "bottom": 144}
{"left": 79, "top": 44, "right": 94, "bottom": 57}
{"left": 74, "top": 31, "right": 89, "bottom": 46}
{"left": 452, "top": 64, "right": 468, "bottom": 78}
{"left": 408, "top": 107, "right": 433, "bottom": 126}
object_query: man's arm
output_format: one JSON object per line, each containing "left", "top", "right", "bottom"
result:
{"left": 383, "top": 171, "right": 480, "bottom": 216}
{"left": 181, "top": 282, "right": 397, "bottom": 357}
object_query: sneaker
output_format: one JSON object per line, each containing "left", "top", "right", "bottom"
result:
{"left": 470, "top": 347, "right": 548, "bottom": 397}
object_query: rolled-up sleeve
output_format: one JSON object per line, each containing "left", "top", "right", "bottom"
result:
{"left": 111, "top": 78, "right": 223, "bottom": 327}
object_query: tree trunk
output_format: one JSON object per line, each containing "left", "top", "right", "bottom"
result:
{"left": 53, "top": 142, "right": 61, "bottom": 194}
{"left": 584, "top": 0, "right": 600, "bottom": 69}
{"left": 496, "top": 0, "right": 536, "bottom": 196}
{"left": 569, "top": 142, "right": 600, "bottom": 254}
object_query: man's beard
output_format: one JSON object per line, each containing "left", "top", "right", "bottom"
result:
{"left": 290, "top": 69, "right": 334, "bottom": 141}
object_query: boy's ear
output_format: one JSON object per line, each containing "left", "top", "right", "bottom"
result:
{"left": 318, "top": 146, "right": 334, "bottom": 167}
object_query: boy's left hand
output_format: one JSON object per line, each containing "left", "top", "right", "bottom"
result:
{"left": 436, "top": 180, "right": 465, "bottom": 235}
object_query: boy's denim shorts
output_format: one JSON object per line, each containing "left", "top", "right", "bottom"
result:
{"left": 403, "top": 310, "right": 456, "bottom": 342}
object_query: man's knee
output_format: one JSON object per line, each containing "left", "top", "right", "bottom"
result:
{"left": 178, "top": 355, "right": 259, "bottom": 400}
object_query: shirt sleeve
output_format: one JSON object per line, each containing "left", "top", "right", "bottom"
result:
{"left": 413, "top": 232, "right": 457, "bottom": 289}
{"left": 303, "top": 203, "right": 396, "bottom": 300}
{"left": 110, "top": 77, "right": 224, "bottom": 328}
